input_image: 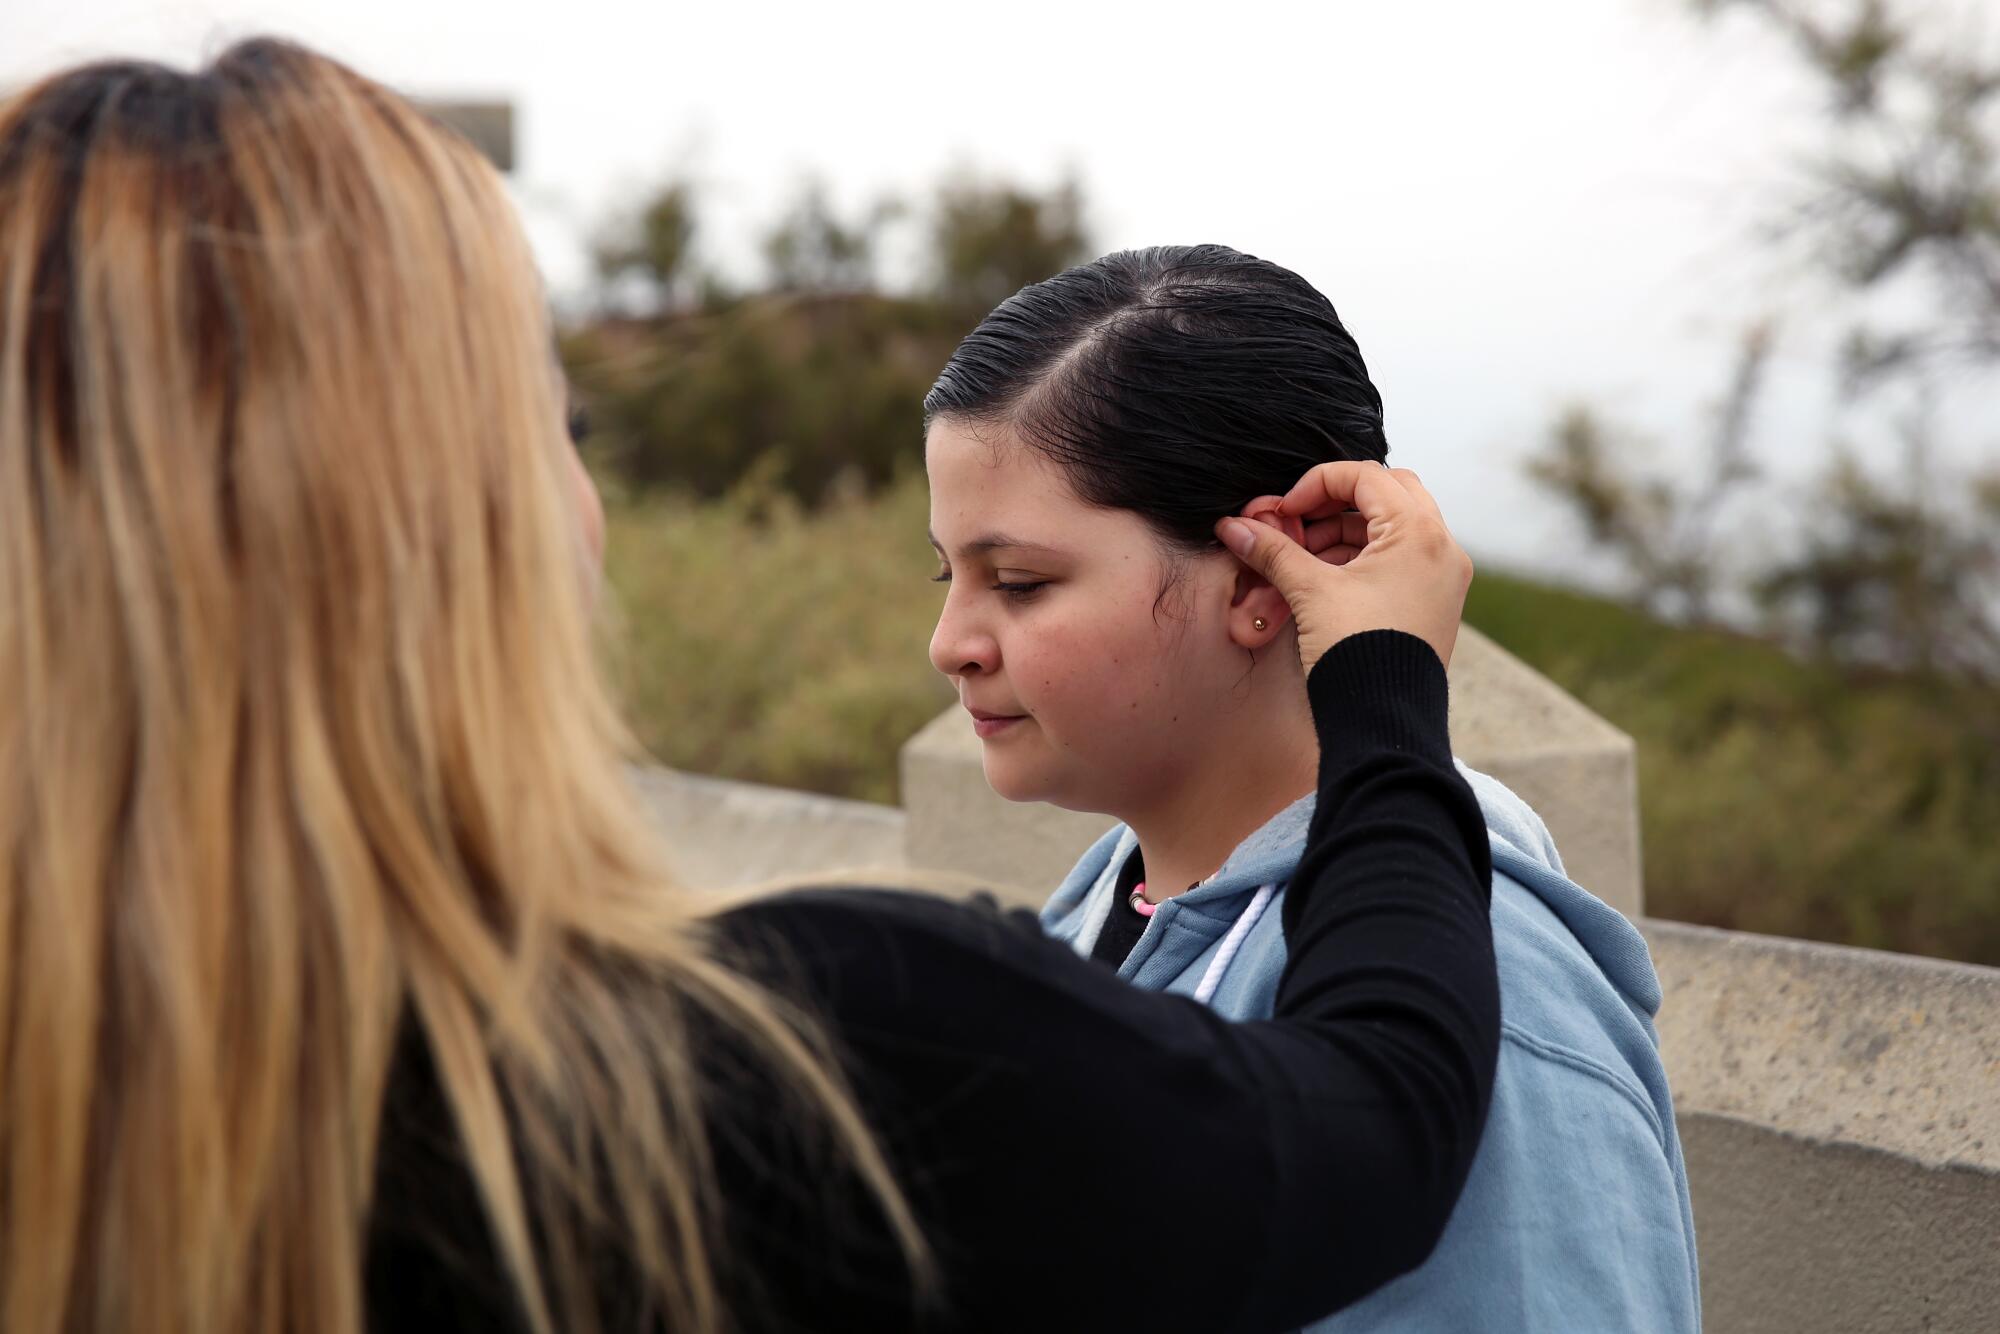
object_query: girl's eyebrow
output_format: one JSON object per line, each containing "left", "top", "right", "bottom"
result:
{"left": 927, "top": 529, "right": 1064, "bottom": 558}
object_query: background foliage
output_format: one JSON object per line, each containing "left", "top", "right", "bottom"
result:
{"left": 598, "top": 471, "right": 2000, "bottom": 967}
{"left": 567, "top": 175, "right": 1089, "bottom": 503}
{"left": 569, "top": 0, "right": 1998, "bottom": 967}
{"left": 1530, "top": 0, "right": 2000, "bottom": 683}
{"left": 599, "top": 470, "right": 949, "bottom": 805}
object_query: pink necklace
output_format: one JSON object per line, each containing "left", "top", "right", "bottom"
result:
{"left": 1132, "top": 868, "right": 1221, "bottom": 918}
{"left": 1115, "top": 874, "right": 1279, "bottom": 1006}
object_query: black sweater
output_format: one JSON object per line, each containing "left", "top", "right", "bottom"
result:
{"left": 365, "top": 630, "right": 1499, "bottom": 1333}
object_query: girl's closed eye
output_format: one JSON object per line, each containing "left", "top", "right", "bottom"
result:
{"left": 929, "top": 567, "right": 1048, "bottom": 600}
{"left": 993, "top": 578, "right": 1048, "bottom": 601}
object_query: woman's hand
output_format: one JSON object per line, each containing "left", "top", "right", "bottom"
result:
{"left": 1216, "top": 462, "right": 1473, "bottom": 673}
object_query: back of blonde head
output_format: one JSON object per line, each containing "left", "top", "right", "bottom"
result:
{"left": 0, "top": 39, "right": 915, "bottom": 1334}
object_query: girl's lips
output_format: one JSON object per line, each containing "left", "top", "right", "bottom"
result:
{"left": 971, "top": 714, "right": 1026, "bottom": 739}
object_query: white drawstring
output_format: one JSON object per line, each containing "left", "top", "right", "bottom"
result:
{"left": 1194, "top": 884, "right": 1276, "bottom": 1004}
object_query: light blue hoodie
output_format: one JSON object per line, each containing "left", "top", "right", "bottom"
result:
{"left": 1041, "top": 766, "right": 1701, "bottom": 1332}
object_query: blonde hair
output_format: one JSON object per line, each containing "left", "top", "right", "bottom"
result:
{"left": 0, "top": 39, "right": 919, "bottom": 1334}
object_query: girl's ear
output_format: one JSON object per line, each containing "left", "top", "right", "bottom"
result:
{"left": 1226, "top": 496, "right": 1305, "bottom": 650}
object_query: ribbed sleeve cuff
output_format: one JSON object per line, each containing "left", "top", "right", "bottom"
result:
{"left": 1305, "top": 629, "right": 1453, "bottom": 771}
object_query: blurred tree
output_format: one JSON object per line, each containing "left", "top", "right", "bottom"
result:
{"left": 1754, "top": 422, "right": 2000, "bottom": 680}
{"left": 564, "top": 292, "right": 955, "bottom": 503}
{"left": 930, "top": 174, "right": 1090, "bottom": 313}
{"left": 763, "top": 180, "right": 901, "bottom": 292}
{"left": 592, "top": 179, "right": 703, "bottom": 314}
{"left": 1699, "top": 0, "right": 1997, "bottom": 377}
{"left": 567, "top": 172, "right": 1093, "bottom": 504}
{"left": 1529, "top": 324, "right": 1771, "bottom": 625}
{"left": 1530, "top": 0, "right": 2000, "bottom": 681}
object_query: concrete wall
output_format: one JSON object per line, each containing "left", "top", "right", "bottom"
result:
{"left": 902, "top": 625, "right": 1644, "bottom": 916}
{"left": 1644, "top": 920, "right": 2000, "bottom": 1333}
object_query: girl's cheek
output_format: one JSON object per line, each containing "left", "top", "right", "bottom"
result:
{"left": 1010, "top": 607, "right": 1087, "bottom": 670}
{"left": 1010, "top": 622, "right": 1098, "bottom": 714}
{"left": 1020, "top": 595, "right": 1162, "bottom": 705}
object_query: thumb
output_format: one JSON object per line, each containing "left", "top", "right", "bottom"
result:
{"left": 1216, "top": 516, "right": 1318, "bottom": 597}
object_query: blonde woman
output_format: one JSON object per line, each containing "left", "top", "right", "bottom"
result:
{"left": 0, "top": 40, "right": 1495, "bottom": 1334}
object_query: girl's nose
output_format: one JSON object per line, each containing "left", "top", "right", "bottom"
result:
{"left": 929, "top": 596, "right": 999, "bottom": 679}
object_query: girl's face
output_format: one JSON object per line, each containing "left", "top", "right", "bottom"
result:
{"left": 926, "top": 418, "right": 1280, "bottom": 815}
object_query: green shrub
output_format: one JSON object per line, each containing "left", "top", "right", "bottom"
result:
{"left": 1465, "top": 572, "right": 2000, "bottom": 965}
{"left": 600, "top": 469, "right": 951, "bottom": 806}
{"left": 564, "top": 295, "right": 964, "bottom": 504}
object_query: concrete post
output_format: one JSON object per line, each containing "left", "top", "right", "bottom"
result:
{"left": 1446, "top": 626, "right": 1643, "bottom": 914}
{"left": 418, "top": 100, "right": 516, "bottom": 173}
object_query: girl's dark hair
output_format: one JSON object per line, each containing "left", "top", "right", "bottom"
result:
{"left": 924, "top": 244, "right": 1388, "bottom": 553}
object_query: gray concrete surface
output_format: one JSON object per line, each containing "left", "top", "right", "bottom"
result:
{"left": 900, "top": 624, "right": 1645, "bottom": 916}
{"left": 1644, "top": 920, "right": 1999, "bottom": 1171}
{"left": 1680, "top": 1113, "right": 1999, "bottom": 1334}
{"left": 1645, "top": 920, "right": 2000, "bottom": 1332}
{"left": 633, "top": 767, "right": 905, "bottom": 890}
{"left": 1446, "top": 626, "right": 1643, "bottom": 916}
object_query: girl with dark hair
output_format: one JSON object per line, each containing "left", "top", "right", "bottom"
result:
{"left": 926, "top": 245, "right": 1702, "bottom": 1333}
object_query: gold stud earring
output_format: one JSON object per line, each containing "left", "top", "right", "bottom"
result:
{"left": 1253, "top": 617, "right": 1268, "bottom": 632}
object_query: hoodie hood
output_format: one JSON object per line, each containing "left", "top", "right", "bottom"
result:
{"left": 1043, "top": 792, "right": 1314, "bottom": 961}
{"left": 1042, "top": 761, "right": 1661, "bottom": 1019}
{"left": 1040, "top": 764, "right": 1700, "bottom": 1333}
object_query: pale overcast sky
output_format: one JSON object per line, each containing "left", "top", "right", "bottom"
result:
{"left": 5, "top": 0, "right": 1993, "bottom": 575}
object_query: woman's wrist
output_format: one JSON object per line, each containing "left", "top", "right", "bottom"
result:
{"left": 1304, "top": 629, "right": 1454, "bottom": 772}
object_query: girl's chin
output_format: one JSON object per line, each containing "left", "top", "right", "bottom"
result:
{"left": 981, "top": 757, "right": 1115, "bottom": 814}
{"left": 980, "top": 752, "right": 1063, "bottom": 806}
{"left": 981, "top": 767, "right": 1050, "bottom": 805}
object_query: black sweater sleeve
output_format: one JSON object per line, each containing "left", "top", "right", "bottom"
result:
{"left": 705, "top": 629, "right": 1499, "bottom": 1333}
{"left": 364, "top": 630, "right": 1498, "bottom": 1334}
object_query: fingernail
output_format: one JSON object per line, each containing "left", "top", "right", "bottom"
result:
{"left": 1217, "top": 518, "right": 1255, "bottom": 556}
